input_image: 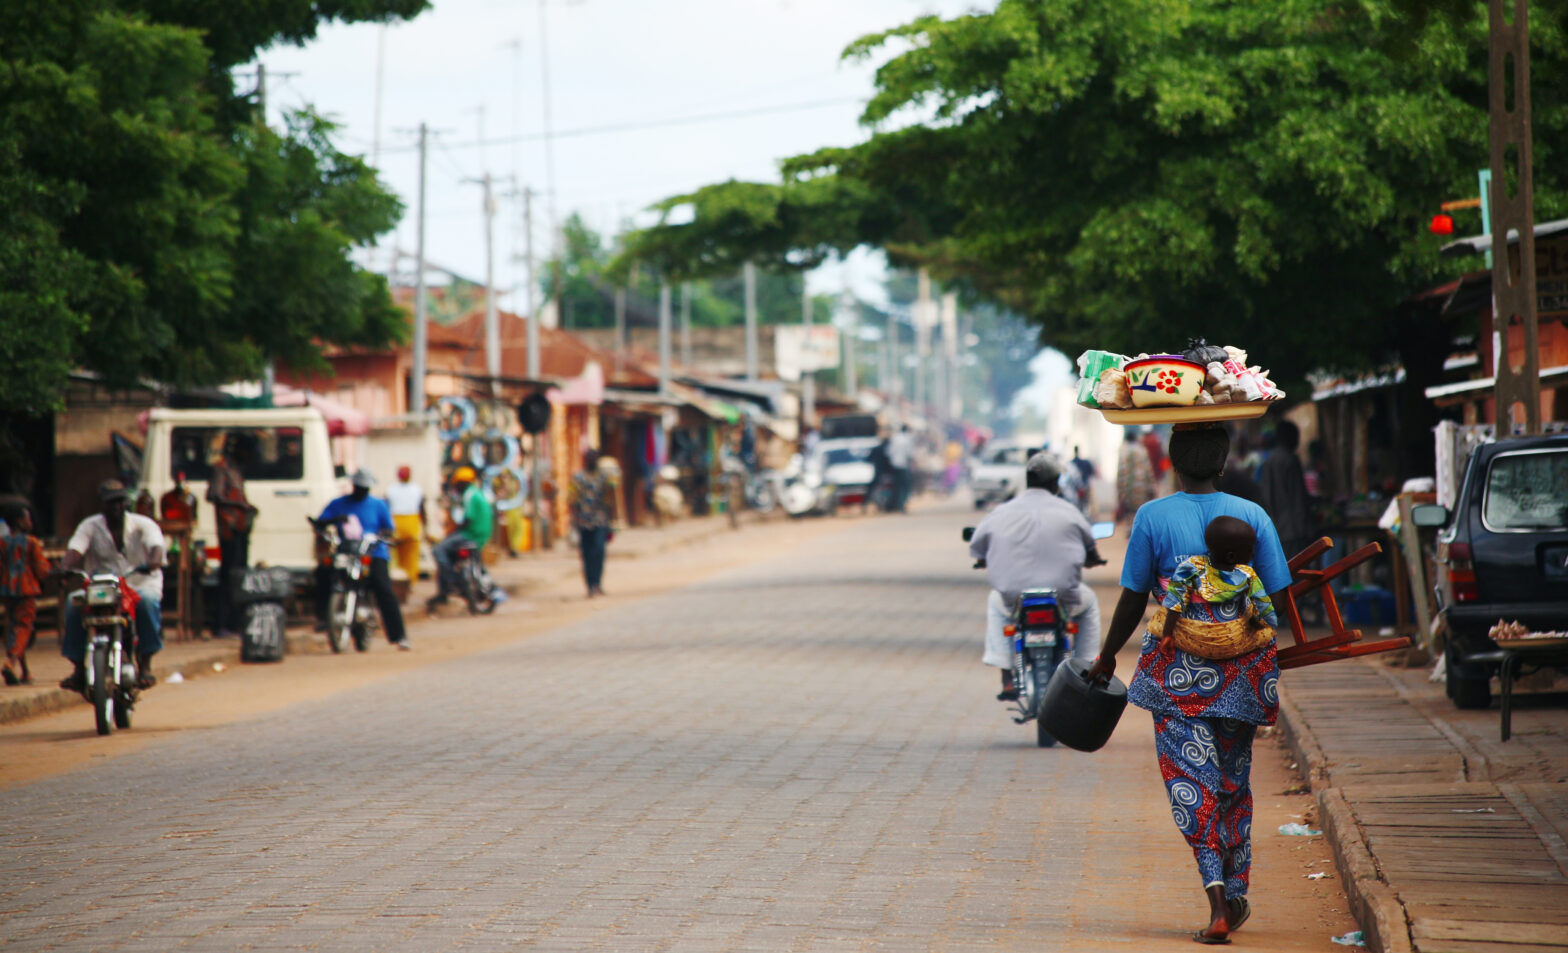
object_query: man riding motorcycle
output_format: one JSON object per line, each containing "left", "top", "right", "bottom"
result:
{"left": 59, "top": 480, "right": 166, "bottom": 691}
{"left": 315, "top": 469, "right": 410, "bottom": 650}
{"left": 968, "top": 452, "right": 1107, "bottom": 700}
{"left": 427, "top": 466, "right": 493, "bottom": 612}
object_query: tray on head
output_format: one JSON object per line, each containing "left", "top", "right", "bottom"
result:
{"left": 1095, "top": 402, "right": 1274, "bottom": 425}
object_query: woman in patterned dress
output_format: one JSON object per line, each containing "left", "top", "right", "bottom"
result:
{"left": 1087, "top": 425, "right": 1294, "bottom": 945}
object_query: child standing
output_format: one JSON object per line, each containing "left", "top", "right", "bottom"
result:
{"left": 1, "top": 503, "right": 53, "bottom": 685}
{"left": 1159, "top": 514, "right": 1279, "bottom": 655}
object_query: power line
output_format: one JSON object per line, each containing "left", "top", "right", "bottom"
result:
{"left": 378, "top": 96, "right": 866, "bottom": 155}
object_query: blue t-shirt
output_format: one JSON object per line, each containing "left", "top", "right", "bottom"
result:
{"left": 1121, "top": 492, "right": 1293, "bottom": 726}
{"left": 317, "top": 494, "right": 395, "bottom": 561}
{"left": 1121, "top": 492, "right": 1291, "bottom": 598}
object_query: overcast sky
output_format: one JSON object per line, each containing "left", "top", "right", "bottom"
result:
{"left": 262, "top": 0, "right": 989, "bottom": 310}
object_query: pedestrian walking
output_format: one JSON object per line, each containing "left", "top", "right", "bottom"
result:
{"left": 1116, "top": 429, "right": 1156, "bottom": 519}
{"left": 1258, "top": 421, "right": 1313, "bottom": 564}
{"left": 1088, "top": 425, "right": 1293, "bottom": 945}
{"left": 1070, "top": 445, "right": 1096, "bottom": 513}
{"left": 0, "top": 503, "right": 51, "bottom": 685}
{"left": 385, "top": 465, "right": 425, "bottom": 591}
{"left": 569, "top": 449, "right": 614, "bottom": 598}
{"left": 887, "top": 425, "right": 915, "bottom": 512}
{"left": 206, "top": 433, "right": 257, "bottom": 639}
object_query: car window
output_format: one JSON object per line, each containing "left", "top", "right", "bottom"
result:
{"left": 987, "top": 447, "right": 1028, "bottom": 465}
{"left": 824, "top": 446, "right": 871, "bottom": 466}
{"left": 1483, "top": 450, "right": 1568, "bottom": 531}
{"left": 170, "top": 427, "right": 306, "bottom": 482}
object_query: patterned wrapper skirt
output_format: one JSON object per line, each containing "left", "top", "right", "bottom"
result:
{"left": 1153, "top": 712, "right": 1256, "bottom": 897}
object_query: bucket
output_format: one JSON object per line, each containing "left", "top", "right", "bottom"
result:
{"left": 1038, "top": 657, "right": 1129, "bottom": 752}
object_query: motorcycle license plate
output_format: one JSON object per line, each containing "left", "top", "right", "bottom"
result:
{"left": 1023, "top": 632, "right": 1057, "bottom": 647}
{"left": 333, "top": 553, "right": 354, "bottom": 569}
{"left": 86, "top": 583, "right": 119, "bottom": 607}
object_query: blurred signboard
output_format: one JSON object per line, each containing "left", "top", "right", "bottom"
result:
{"left": 775, "top": 325, "right": 840, "bottom": 382}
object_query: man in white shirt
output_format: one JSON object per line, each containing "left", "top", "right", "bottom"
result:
{"left": 886, "top": 425, "right": 916, "bottom": 512}
{"left": 968, "top": 453, "right": 1106, "bottom": 700}
{"left": 59, "top": 480, "right": 166, "bottom": 690}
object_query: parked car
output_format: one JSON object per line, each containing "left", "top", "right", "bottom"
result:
{"left": 815, "top": 436, "right": 882, "bottom": 511}
{"left": 1414, "top": 432, "right": 1568, "bottom": 709}
{"left": 969, "top": 440, "right": 1035, "bottom": 510}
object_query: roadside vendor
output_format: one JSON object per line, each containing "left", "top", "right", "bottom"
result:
{"left": 1087, "top": 425, "right": 1292, "bottom": 945}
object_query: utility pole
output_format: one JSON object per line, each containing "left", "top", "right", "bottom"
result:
{"left": 411, "top": 122, "right": 430, "bottom": 419}
{"left": 941, "top": 292, "right": 959, "bottom": 424}
{"left": 614, "top": 286, "right": 627, "bottom": 353}
{"left": 886, "top": 308, "right": 899, "bottom": 423}
{"left": 523, "top": 187, "right": 539, "bottom": 380}
{"left": 915, "top": 269, "right": 932, "bottom": 422}
{"left": 743, "top": 261, "right": 759, "bottom": 381}
{"left": 658, "top": 283, "right": 672, "bottom": 395}
{"left": 680, "top": 282, "right": 692, "bottom": 368}
{"left": 1488, "top": 0, "right": 1541, "bottom": 436}
{"left": 801, "top": 276, "right": 815, "bottom": 427}
{"left": 478, "top": 172, "right": 500, "bottom": 394}
{"left": 840, "top": 287, "right": 858, "bottom": 398}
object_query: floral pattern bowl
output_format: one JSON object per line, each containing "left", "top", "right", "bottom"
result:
{"left": 1124, "top": 355, "right": 1205, "bottom": 407}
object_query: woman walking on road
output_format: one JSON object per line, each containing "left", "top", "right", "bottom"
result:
{"left": 1087, "top": 425, "right": 1293, "bottom": 945}
{"left": 569, "top": 449, "right": 614, "bottom": 598}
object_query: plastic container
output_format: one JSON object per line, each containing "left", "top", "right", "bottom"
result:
{"left": 1038, "top": 657, "right": 1129, "bottom": 752}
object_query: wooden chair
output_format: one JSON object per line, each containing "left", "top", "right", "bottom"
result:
{"left": 1275, "top": 537, "right": 1413, "bottom": 670}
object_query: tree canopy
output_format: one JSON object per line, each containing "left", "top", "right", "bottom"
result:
{"left": 0, "top": 0, "right": 425, "bottom": 413}
{"left": 620, "top": 0, "right": 1568, "bottom": 390}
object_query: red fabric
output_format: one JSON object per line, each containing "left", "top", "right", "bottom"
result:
{"left": 118, "top": 578, "right": 142, "bottom": 617}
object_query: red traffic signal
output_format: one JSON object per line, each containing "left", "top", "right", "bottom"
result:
{"left": 1429, "top": 213, "right": 1455, "bottom": 236}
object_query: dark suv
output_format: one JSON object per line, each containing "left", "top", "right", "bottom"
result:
{"left": 1417, "top": 433, "right": 1568, "bottom": 709}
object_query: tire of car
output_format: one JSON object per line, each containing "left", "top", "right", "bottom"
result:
{"left": 1445, "top": 649, "right": 1493, "bottom": 710}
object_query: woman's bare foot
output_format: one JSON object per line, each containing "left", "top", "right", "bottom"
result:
{"left": 1193, "top": 884, "right": 1231, "bottom": 944}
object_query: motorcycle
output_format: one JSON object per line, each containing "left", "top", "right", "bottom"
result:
{"left": 450, "top": 540, "right": 500, "bottom": 615}
{"left": 779, "top": 453, "right": 828, "bottom": 518}
{"left": 745, "top": 468, "right": 783, "bottom": 516}
{"left": 311, "top": 518, "right": 380, "bottom": 653}
{"left": 65, "top": 568, "right": 141, "bottom": 735}
{"left": 964, "top": 521, "right": 1115, "bottom": 747}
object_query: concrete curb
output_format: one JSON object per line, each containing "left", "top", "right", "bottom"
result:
{"left": 1277, "top": 686, "right": 1414, "bottom": 953}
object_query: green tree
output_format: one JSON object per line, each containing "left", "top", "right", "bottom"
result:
{"left": 620, "top": 1, "right": 1568, "bottom": 392}
{"left": 0, "top": 0, "right": 424, "bottom": 412}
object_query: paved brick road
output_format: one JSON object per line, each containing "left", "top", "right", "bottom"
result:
{"left": 0, "top": 502, "right": 1347, "bottom": 952}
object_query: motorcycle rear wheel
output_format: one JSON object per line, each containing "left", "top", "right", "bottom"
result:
{"left": 91, "top": 643, "right": 114, "bottom": 736}
{"left": 327, "top": 591, "right": 352, "bottom": 653}
{"left": 462, "top": 563, "right": 497, "bottom": 615}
